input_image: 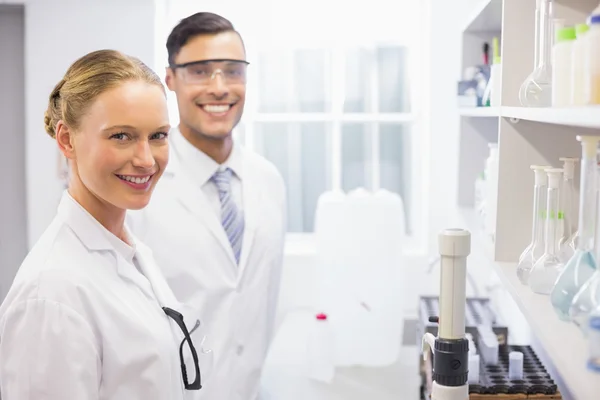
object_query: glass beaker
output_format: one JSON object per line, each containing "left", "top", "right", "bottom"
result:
{"left": 519, "top": 0, "right": 554, "bottom": 107}
{"left": 552, "top": 138, "right": 599, "bottom": 320}
{"left": 558, "top": 157, "right": 579, "bottom": 261}
{"left": 529, "top": 168, "right": 565, "bottom": 294}
{"left": 517, "top": 165, "right": 550, "bottom": 285}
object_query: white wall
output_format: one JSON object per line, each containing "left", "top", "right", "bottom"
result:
{"left": 23, "top": 0, "right": 163, "bottom": 248}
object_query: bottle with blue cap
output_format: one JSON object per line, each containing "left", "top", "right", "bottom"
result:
{"left": 587, "top": 310, "right": 600, "bottom": 373}
{"left": 584, "top": 2, "right": 600, "bottom": 104}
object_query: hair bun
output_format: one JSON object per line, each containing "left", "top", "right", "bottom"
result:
{"left": 44, "top": 110, "right": 56, "bottom": 138}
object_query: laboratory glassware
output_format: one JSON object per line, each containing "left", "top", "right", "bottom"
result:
{"left": 588, "top": 311, "right": 600, "bottom": 372}
{"left": 552, "top": 138, "right": 599, "bottom": 320}
{"left": 519, "top": 0, "right": 554, "bottom": 107}
{"left": 558, "top": 157, "right": 579, "bottom": 261}
{"left": 529, "top": 168, "right": 565, "bottom": 295}
{"left": 517, "top": 165, "right": 550, "bottom": 285}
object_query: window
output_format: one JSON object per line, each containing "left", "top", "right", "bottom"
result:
{"left": 161, "top": 0, "right": 429, "bottom": 252}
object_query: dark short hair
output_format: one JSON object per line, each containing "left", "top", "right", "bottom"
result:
{"left": 166, "top": 12, "right": 238, "bottom": 66}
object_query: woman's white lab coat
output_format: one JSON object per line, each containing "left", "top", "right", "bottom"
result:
{"left": 0, "top": 192, "right": 200, "bottom": 400}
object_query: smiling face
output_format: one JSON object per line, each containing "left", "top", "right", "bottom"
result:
{"left": 166, "top": 31, "right": 246, "bottom": 141}
{"left": 57, "top": 80, "right": 170, "bottom": 212}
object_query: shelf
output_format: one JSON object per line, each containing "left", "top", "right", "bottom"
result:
{"left": 459, "top": 107, "right": 500, "bottom": 118}
{"left": 459, "top": 207, "right": 600, "bottom": 400}
{"left": 462, "top": 0, "right": 503, "bottom": 33}
{"left": 459, "top": 106, "right": 600, "bottom": 128}
{"left": 503, "top": 106, "right": 600, "bottom": 130}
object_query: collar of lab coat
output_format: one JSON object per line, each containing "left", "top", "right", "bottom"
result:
{"left": 170, "top": 126, "right": 243, "bottom": 187}
{"left": 56, "top": 191, "right": 180, "bottom": 308}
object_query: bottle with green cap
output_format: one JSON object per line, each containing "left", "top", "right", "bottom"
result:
{"left": 552, "top": 26, "right": 576, "bottom": 107}
{"left": 572, "top": 23, "right": 590, "bottom": 105}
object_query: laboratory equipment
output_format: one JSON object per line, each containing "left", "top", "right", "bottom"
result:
{"left": 584, "top": 5, "right": 600, "bottom": 105}
{"left": 558, "top": 157, "right": 578, "bottom": 260}
{"left": 519, "top": 0, "right": 554, "bottom": 107}
{"left": 422, "top": 229, "right": 470, "bottom": 400}
{"left": 517, "top": 165, "right": 550, "bottom": 285}
{"left": 552, "top": 26, "right": 576, "bottom": 107}
{"left": 477, "top": 325, "right": 499, "bottom": 366}
{"left": 529, "top": 168, "right": 565, "bottom": 295}
{"left": 508, "top": 351, "right": 524, "bottom": 381}
{"left": 306, "top": 313, "right": 335, "bottom": 383}
{"left": 484, "top": 144, "right": 499, "bottom": 240}
{"left": 483, "top": 37, "right": 501, "bottom": 107}
{"left": 552, "top": 138, "right": 599, "bottom": 320}
{"left": 468, "top": 354, "right": 480, "bottom": 384}
{"left": 588, "top": 313, "right": 600, "bottom": 373}
{"left": 572, "top": 24, "right": 590, "bottom": 105}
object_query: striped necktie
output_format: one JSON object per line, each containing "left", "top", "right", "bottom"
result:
{"left": 212, "top": 168, "right": 244, "bottom": 265}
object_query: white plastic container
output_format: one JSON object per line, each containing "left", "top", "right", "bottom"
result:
{"left": 484, "top": 144, "right": 499, "bottom": 240}
{"left": 572, "top": 24, "right": 590, "bottom": 105}
{"left": 584, "top": 8, "right": 600, "bottom": 105}
{"left": 306, "top": 313, "right": 335, "bottom": 383}
{"left": 509, "top": 351, "right": 524, "bottom": 380}
{"left": 552, "top": 26, "right": 576, "bottom": 107}
{"left": 468, "top": 354, "right": 481, "bottom": 384}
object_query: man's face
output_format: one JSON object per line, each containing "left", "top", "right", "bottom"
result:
{"left": 167, "top": 31, "right": 247, "bottom": 141}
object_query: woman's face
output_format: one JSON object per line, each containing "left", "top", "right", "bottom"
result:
{"left": 59, "top": 80, "right": 170, "bottom": 211}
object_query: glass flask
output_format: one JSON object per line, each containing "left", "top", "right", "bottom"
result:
{"left": 517, "top": 165, "right": 550, "bottom": 285}
{"left": 558, "top": 157, "right": 579, "bottom": 261}
{"left": 529, "top": 168, "right": 565, "bottom": 295}
{"left": 552, "top": 138, "right": 600, "bottom": 320}
{"left": 518, "top": 0, "right": 554, "bottom": 107}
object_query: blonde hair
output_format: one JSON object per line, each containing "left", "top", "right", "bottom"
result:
{"left": 44, "top": 49, "right": 165, "bottom": 138}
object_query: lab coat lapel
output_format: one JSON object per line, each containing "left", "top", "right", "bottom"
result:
{"left": 167, "top": 154, "right": 238, "bottom": 269}
{"left": 237, "top": 160, "right": 260, "bottom": 282}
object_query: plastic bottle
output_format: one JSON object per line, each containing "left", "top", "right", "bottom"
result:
{"left": 306, "top": 313, "right": 335, "bottom": 383}
{"left": 517, "top": 165, "right": 550, "bottom": 285}
{"left": 572, "top": 24, "right": 590, "bottom": 105}
{"left": 552, "top": 26, "right": 576, "bottom": 106}
{"left": 529, "top": 168, "right": 565, "bottom": 295}
{"left": 584, "top": 6, "right": 600, "bottom": 105}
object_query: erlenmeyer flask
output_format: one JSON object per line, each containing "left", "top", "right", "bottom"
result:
{"left": 519, "top": 0, "right": 554, "bottom": 107}
{"left": 552, "top": 137, "right": 599, "bottom": 320}
{"left": 558, "top": 157, "right": 579, "bottom": 261}
{"left": 529, "top": 168, "right": 565, "bottom": 294}
{"left": 517, "top": 165, "right": 549, "bottom": 284}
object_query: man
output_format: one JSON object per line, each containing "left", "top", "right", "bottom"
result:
{"left": 127, "top": 12, "right": 287, "bottom": 400}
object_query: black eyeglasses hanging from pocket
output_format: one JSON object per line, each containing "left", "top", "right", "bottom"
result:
{"left": 163, "top": 307, "right": 202, "bottom": 390}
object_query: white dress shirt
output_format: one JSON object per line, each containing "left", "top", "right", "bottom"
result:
{"left": 171, "top": 129, "right": 244, "bottom": 218}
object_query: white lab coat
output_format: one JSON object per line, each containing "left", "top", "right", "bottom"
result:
{"left": 127, "top": 131, "right": 286, "bottom": 400}
{"left": 0, "top": 192, "right": 203, "bottom": 400}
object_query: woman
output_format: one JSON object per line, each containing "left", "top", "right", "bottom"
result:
{"left": 0, "top": 50, "right": 207, "bottom": 399}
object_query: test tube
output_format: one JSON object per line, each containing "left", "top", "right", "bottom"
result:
{"left": 509, "top": 351, "right": 524, "bottom": 380}
{"left": 468, "top": 354, "right": 480, "bottom": 384}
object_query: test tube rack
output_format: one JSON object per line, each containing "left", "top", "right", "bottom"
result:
{"left": 417, "top": 296, "right": 561, "bottom": 399}
{"left": 468, "top": 344, "right": 561, "bottom": 398}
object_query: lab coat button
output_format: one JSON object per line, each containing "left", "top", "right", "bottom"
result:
{"left": 236, "top": 345, "right": 244, "bottom": 355}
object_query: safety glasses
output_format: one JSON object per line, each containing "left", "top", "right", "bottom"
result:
{"left": 170, "top": 58, "right": 249, "bottom": 85}
{"left": 163, "top": 306, "right": 203, "bottom": 390}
